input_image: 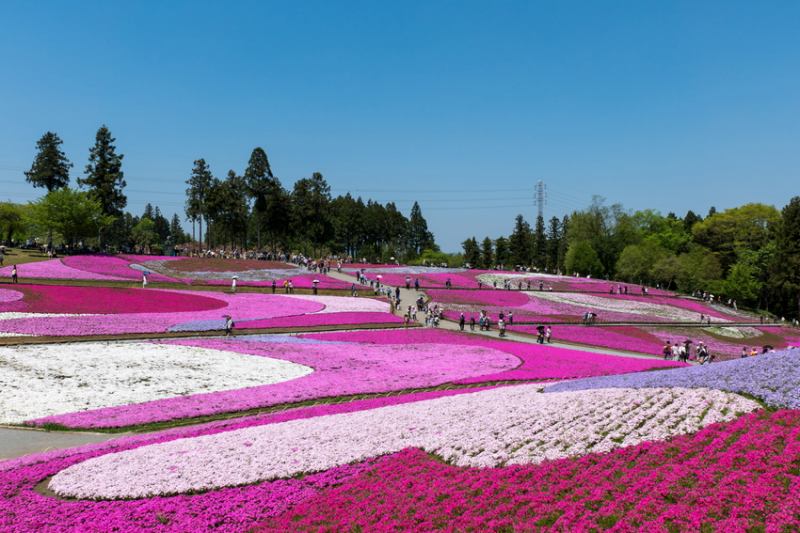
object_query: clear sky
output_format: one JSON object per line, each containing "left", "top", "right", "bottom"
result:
{"left": 1, "top": 1, "right": 798, "bottom": 251}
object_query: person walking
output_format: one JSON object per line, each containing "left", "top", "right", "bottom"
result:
{"left": 141, "top": 271, "right": 148, "bottom": 288}
{"left": 272, "top": 280, "right": 277, "bottom": 294}
{"left": 231, "top": 276, "right": 238, "bottom": 294}
{"left": 224, "top": 315, "right": 234, "bottom": 337}
{"left": 469, "top": 316, "right": 476, "bottom": 331}
{"left": 508, "top": 311, "right": 513, "bottom": 325}
{"left": 405, "top": 276, "right": 411, "bottom": 290}
{"left": 459, "top": 313, "right": 465, "bottom": 331}
{"left": 414, "top": 278, "right": 420, "bottom": 291}
{"left": 498, "top": 318, "right": 506, "bottom": 337}
{"left": 11, "top": 264, "right": 18, "bottom": 284}
{"left": 545, "top": 326, "right": 552, "bottom": 343}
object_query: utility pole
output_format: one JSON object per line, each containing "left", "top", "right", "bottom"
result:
{"left": 535, "top": 180, "right": 546, "bottom": 220}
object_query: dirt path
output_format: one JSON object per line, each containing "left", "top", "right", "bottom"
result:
{"left": 0, "top": 426, "right": 128, "bottom": 461}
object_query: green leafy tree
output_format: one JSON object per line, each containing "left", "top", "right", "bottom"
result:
{"left": 79, "top": 125, "right": 126, "bottom": 216}
{"left": 206, "top": 171, "right": 250, "bottom": 248}
{"left": 546, "top": 216, "right": 561, "bottom": 272}
{"left": 616, "top": 242, "right": 667, "bottom": 283}
{"left": 564, "top": 240, "right": 603, "bottom": 277}
{"left": 132, "top": 217, "right": 158, "bottom": 253}
{"left": 725, "top": 256, "right": 762, "bottom": 307}
{"left": 461, "top": 236, "right": 480, "bottom": 267}
{"left": 25, "top": 132, "right": 72, "bottom": 192}
{"left": 650, "top": 254, "right": 681, "bottom": 289}
{"left": 675, "top": 247, "right": 722, "bottom": 292}
{"left": 0, "top": 202, "right": 25, "bottom": 244}
{"left": 29, "top": 188, "right": 112, "bottom": 247}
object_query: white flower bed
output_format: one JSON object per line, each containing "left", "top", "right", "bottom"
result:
{"left": 49, "top": 385, "right": 757, "bottom": 499}
{"left": 0, "top": 342, "right": 312, "bottom": 424}
{"left": 528, "top": 292, "right": 723, "bottom": 322}
{"left": 703, "top": 326, "right": 761, "bottom": 339}
{"left": 288, "top": 294, "right": 390, "bottom": 314}
{"left": 477, "top": 272, "right": 561, "bottom": 285}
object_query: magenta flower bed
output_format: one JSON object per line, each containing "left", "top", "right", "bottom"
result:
{"left": 304, "top": 329, "right": 686, "bottom": 384}
{"left": 1, "top": 387, "right": 493, "bottom": 532}
{"left": 0, "top": 284, "right": 227, "bottom": 315}
{"left": 238, "top": 311, "right": 403, "bottom": 329}
{"left": 62, "top": 255, "right": 178, "bottom": 282}
{"left": 261, "top": 409, "right": 800, "bottom": 532}
{"left": 0, "top": 291, "right": 325, "bottom": 337}
{"left": 30, "top": 335, "right": 518, "bottom": 428}
{"left": 0, "top": 259, "right": 126, "bottom": 281}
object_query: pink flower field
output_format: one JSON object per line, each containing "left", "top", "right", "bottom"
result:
{"left": 0, "top": 285, "right": 394, "bottom": 336}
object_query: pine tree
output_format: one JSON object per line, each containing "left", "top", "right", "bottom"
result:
{"left": 546, "top": 216, "right": 561, "bottom": 271}
{"left": 480, "top": 237, "right": 494, "bottom": 268}
{"left": 185, "top": 159, "right": 214, "bottom": 249}
{"left": 244, "top": 147, "right": 275, "bottom": 249}
{"left": 407, "top": 201, "right": 435, "bottom": 257}
{"left": 509, "top": 214, "right": 533, "bottom": 266}
{"left": 25, "top": 132, "right": 72, "bottom": 192}
{"left": 533, "top": 215, "right": 547, "bottom": 268}
{"left": 79, "top": 125, "right": 126, "bottom": 216}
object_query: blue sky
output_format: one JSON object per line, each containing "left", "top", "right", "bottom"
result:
{"left": 1, "top": 1, "right": 798, "bottom": 251}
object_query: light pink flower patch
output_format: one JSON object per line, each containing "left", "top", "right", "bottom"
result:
{"left": 0, "top": 289, "right": 23, "bottom": 303}
{"left": 0, "top": 259, "right": 126, "bottom": 281}
{"left": 30, "top": 336, "right": 519, "bottom": 428}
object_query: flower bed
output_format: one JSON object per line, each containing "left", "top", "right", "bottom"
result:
{"left": 62, "top": 255, "right": 177, "bottom": 282}
{"left": 546, "top": 348, "right": 800, "bottom": 408}
{"left": 0, "top": 387, "right": 495, "bottom": 532}
{"left": 49, "top": 385, "right": 756, "bottom": 499}
{"left": 0, "top": 259, "right": 127, "bottom": 281}
{"left": 0, "top": 290, "right": 390, "bottom": 337}
{"left": 305, "top": 329, "right": 686, "bottom": 384}
{"left": 261, "top": 409, "right": 800, "bottom": 532}
{"left": 0, "top": 284, "right": 226, "bottom": 314}
{"left": 29, "top": 335, "right": 519, "bottom": 428}
{"left": 237, "top": 311, "right": 403, "bottom": 329}
{"left": 0, "top": 341, "right": 312, "bottom": 424}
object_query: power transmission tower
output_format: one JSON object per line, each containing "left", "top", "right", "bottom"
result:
{"left": 535, "top": 180, "right": 546, "bottom": 220}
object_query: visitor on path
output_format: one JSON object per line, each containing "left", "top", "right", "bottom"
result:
{"left": 405, "top": 276, "right": 411, "bottom": 290}
{"left": 545, "top": 326, "right": 552, "bottom": 343}
{"left": 395, "top": 286, "right": 401, "bottom": 301}
{"left": 445, "top": 278, "right": 452, "bottom": 289}
{"left": 663, "top": 341, "right": 672, "bottom": 360}
{"left": 469, "top": 316, "right": 476, "bottom": 331}
{"left": 0, "top": 249, "right": 4, "bottom": 266}
{"left": 671, "top": 343, "right": 680, "bottom": 360}
{"left": 288, "top": 280, "right": 294, "bottom": 294}
{"left": 498, "top": 318, "right": 506, "bottom": 337}
{"left": 11, "top": 265, "right": 18, "bottom": 283}
{"left": 224, "top": 315, "right": 234, "bottom": 337}
{"left": 508, "top": 311, "right": 513, "bottom": 325}
{"left": 741, "top": 347, "right": 748, "bottom": 358}
{"left": 414, "top": 278, "right": 420, "bottom": 291}
{"left": 141, "top": 271, "right": 148, "bottom": 288}
{"left": 312, "top": 279, "right": 319, "bottom": 295}
{"left": 231, "top": 276, "right": 238, "bottom": 294}
{"left": 272, "top": 280, "right": 277, "bottom": 294}
{"left": 536, "top": 325, "right": 545, "bottom": 344}
{"left": 459, "top": 313, "right": 465, "bottom": 331}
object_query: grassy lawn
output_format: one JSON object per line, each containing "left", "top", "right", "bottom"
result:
{"left": 0, "top": 248, "right": 52, "bottom": 266}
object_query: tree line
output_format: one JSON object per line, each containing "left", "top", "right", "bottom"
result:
{"left": 1, "top": 129, "right": 438, "bottom": 261}
{"left": 463, "top": 197, "right": 800, "bottom": 319}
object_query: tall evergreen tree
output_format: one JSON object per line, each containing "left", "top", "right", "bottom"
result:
{"left": 407, "top": 201, "right": 435, "bottom": 256}
{"left": 79, "top": 125, "right": 126, "bottom": 216}
{"left": 533, "top": 215, "right": 547, "bottom": 268}
{"left": 185, "top": 159, "right": 214, "bottom": 249}
{"left": 770, "top": 197, "right": 800, "bottom": 319}
{"left": 546, "top": 216, "right": 561, "bottom": 271}
{"left": 494, "top": 236, "right": 510, "bottom": 267}
{"left": 244, "top": 147, "right": 275, "bottom": 249}
{"left": 480, "top": 237, "right": 494, "bottom": 268}
{"left": 508, "top": 214, "right": 533, "bottom": 266}
{"left": 291, "top": 172, "right": 333, "bottom": 255}
{"left": 25, "top": 132, "right": 72, "bottom": 192}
